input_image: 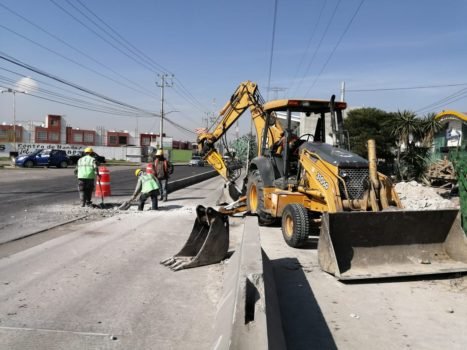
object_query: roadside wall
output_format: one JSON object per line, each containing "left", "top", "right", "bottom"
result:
{"left": 170, "top": 149, "right": 192, "bottom": 163}
{"left": 0, "top": 142, "right": 142, "bottom": 163}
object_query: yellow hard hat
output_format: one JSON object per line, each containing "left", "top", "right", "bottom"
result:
{"left": 135, "top": 169, "right": 143, "bottom": 177}
{"left": 156, "top": 149, "right": 163, "bottom": 156}
{"left": 84, "top": 147, "right": 93, "bottom": 153}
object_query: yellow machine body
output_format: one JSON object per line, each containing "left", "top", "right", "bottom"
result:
{"left": 197, "top": 81, "right": 467, "bottom": 280}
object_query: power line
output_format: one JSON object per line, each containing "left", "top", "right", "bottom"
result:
{"left": 415, "top": 87, "right": 467, "bottom": 113}
{"left": 0, "top": 66, "right": 150, "bottom": 115}
{"left": 0, "top": 24, "right": 159, "bottom": 99}
{"left": 0, "top": 2, "right": 157, "bottom": 99}
{"left": 74, "top": 0, "right": 171, "bottom": 74}
{"left": 266, "top": 0, "right": 279, "bottom": 100}
{"left": 50, "top": 0, "right": 210, "bottom": 115}
{"left": 347, "top": 82, "right": 467, "bottom": 92}
{"left": 305, "top": 0, "right": 365, "bottom": 95}
{"left": 289, "top": 0, "right": 327, "bottom": 92}
{"left": 291, "top": 0, "right": 342, "bottom": 96}
{"left": 48, "top": 0, "right": 159, "bottom": 75}
{"left": 0, "top": 52, "right": 158, "bottom": 116}
{"left": 71, "top": 0, "right": 209, "bottom": 113}
{"left": 0, "top": 53, "right": 194, "bottom": 133}
{"left": 3, "top": 1, "right": 208, "bottom": 130}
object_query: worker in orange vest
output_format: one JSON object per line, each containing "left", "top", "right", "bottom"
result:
{"left": 154, "top": 149, "right": 174, "bottom": 201}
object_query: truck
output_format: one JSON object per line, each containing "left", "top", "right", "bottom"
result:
{"left": 196, "top": 81, "right": 467, "bottom": 280}
{"left": 68, "top": 151, "right": 106, "bottom": 166}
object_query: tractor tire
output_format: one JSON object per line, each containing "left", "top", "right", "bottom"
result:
{"left": 246, "top": 170, "right": 276, "bottom": 226}
{"left": 24, "top": 160, "right": 34, "bottom": 168}
{"left": 58, "top": 160, "right": 68, "bottom": 168}
{"left": 281, "top": 204, "right": 310, "bottom": 248}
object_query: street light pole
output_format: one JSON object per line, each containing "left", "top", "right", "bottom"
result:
{"left": 156, "top": 74, "right": 174, "bottom": 151}
{"left": 1, "top": 88, "right": 26, "bottom": 153}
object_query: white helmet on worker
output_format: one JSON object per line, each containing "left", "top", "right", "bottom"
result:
{"left": 135, "top": 169, "right": 143, "bottom": 177}
{"left": 84, "top": 147, "right": 93, "bottom": 153}
{"left": 156, "top": 149, "right": 163, "bottom": 156}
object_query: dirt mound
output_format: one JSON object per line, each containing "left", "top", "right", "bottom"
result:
{"left": 395, "top": 181, "right": 458, "bottom": 210}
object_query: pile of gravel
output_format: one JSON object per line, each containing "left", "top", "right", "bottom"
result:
{"left": 395, "top": 181, "right": 458, "bottom": 210}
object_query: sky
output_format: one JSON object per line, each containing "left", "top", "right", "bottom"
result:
{"left": 1, "top": 0, "right": 467, "bottom": 142}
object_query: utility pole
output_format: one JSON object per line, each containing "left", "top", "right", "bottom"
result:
{"left": 202, "top": 113, "right": 210, "bottom": 129}
{"left": 156, "top": 74, "right": 174, "bottom": 150}
{"left": 340, "top": 81, "right": 346, "bottom": 102}
{"left": 1, "top": 88, "right": 26, "bottom": 154}
{"left": 267, "top": 86, "right": 287, "bottom": 100}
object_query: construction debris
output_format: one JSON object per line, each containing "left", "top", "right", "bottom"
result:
{"left": 395, "top": 181, "right": 458, "bottom": 210}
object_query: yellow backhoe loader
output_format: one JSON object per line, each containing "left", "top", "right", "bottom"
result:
{"left": 197, "top": 81, "right": 467, "bottom": 280}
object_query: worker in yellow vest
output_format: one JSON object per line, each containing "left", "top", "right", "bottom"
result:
{"left": 74, "top": 147, "right": 99, "bottom": 207}
{"left": 131, "top": 169, "right": 161, "bottom": 211}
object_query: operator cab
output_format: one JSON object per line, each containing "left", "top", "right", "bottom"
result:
{"left": 261, "top": 97, "right": 347, "bottom": 187}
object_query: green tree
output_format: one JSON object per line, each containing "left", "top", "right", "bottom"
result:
{"left": 229, "top": 133, "right": 257, "bottom": 163}
{"left": 343, "top": 107, "right": 396, "bottom": 162}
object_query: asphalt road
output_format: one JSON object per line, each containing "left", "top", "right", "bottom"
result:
{"left": 0, "top": 165, "right": 214, "bottom": 243}
{"left": 0, "top": 176, "right": 233, "bottom": 350}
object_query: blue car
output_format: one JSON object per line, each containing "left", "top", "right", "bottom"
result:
{"left": 15, "top": 149, "right": 70, "bottom": 168}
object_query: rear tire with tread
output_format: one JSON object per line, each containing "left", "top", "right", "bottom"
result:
{"left": 281, "top": 204, "right": 310, "bottom": 247}
{"left": 58, "top": 161, "right": 68, "bottom": 168}
{"left": 247, "top": 170, "right": 276, "bottom": 226}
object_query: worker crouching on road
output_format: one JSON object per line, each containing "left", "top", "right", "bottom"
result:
{"left": 131, "top": 169, "right": 161, "bottom": 211}
{"left": 154, "top": 149, "right": 173, "bottom": 201}
{"left": 74, "top": 147, "right": 100, "bottom": 207}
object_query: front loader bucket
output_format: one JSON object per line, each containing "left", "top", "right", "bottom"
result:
{"left": 160, "top": 205, "right": 229, "bottom": 271}
{"left": 318, "top": 209, "right": 467, "bottom": 280}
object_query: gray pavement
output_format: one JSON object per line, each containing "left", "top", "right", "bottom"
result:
{"left": 0, "top": 176, "right": 238, "bottom": 350}
{"left": 0, "top": 165, "right": 214, "bottom": 244}
{"left": 3, "top": 171, "right": 466, "bottom": 350}
{"left": 260, "top": 226, "right": 467, "bottom": 350}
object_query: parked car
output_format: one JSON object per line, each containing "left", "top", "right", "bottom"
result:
{"left": 68, "top": 152, "right": 106, "bottom": 165}
{"left": 15, "top": 149, "right": 70, "bottom": 168}
{"left": 189, "top": 155, "right": 204, "bottom": 166}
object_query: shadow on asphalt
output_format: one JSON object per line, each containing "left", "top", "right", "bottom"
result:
{"left": 157, "top": 205, "right": 183, "bottom": 211}
{"left": 170, "top": 196, "right": 207, "bottom": 201}
{"left": 272, "top": 257, "right": 337, "bottom": 350}
{"left": 0, "top": 190, "right": 77, "bottom": 194}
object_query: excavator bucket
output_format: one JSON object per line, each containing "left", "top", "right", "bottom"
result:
{"left": 160, "top": 205, "right": 229, "bottom": 271}
{"left": 216, "top": 182, "right": 242, "bottom": 206}
{"left": 318, "top": 209, "right": 467, "bottom": 280}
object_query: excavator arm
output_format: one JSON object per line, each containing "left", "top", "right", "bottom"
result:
{"left": 197, "top": 81, "right": 283, "bottom": 183}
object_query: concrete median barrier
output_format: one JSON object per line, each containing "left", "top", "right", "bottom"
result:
{"left": 213, "top": 217, "right": 286, "bottom": 350}
{"left": 168, "top": 170, "right": 218, "bottom": 193}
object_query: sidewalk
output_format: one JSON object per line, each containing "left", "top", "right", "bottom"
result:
{"left": 0, "top": 177, "right": 237, "bottom": 350}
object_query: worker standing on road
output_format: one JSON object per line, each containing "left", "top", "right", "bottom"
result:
{"left": 131, "top": 169, "right": 160, "bottom": 211}
{"left": 154, "top": 149, "right": 173, "bottom": 201}
{"left": 74, "top": 147, "right": 99, "bottom": 207}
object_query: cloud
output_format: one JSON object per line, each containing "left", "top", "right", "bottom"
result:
{"left": 15, "top": 76, "right": 38, "bottom": 93}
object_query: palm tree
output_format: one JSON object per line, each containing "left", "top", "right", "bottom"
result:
{"left": 420, "top": 112, "right": 442, "bottom": 147}
{"left": 386, "top": 110, "right": 421, "bottom": 179}
{"left": 388, "top": 110, "right": 420, "bottom": 148}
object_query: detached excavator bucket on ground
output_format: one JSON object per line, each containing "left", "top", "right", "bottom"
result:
{"left": 318, "top": 209, "right": 467, "bottom": 280}
{"left": 160, "top": 205, "right": 229, "bottom": 271}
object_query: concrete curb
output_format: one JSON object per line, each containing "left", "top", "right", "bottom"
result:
{"left": 0, "top": 215, "right": 88, "bottom": 245}
{"left": 168, "top": 170, "right": 218, "bottom": 193}
{"left": 1, "top": 172, "right": 218, "bottom": 244}
{"left": 213, "top": 217, "right": 286, "bottom": 350}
